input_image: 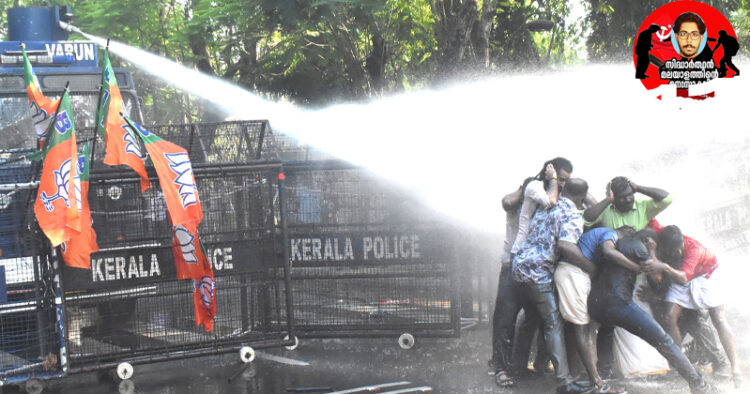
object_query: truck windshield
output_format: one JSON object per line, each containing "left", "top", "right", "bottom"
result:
{"left": 0, "top": 91, "right": 137, "bottom": 149}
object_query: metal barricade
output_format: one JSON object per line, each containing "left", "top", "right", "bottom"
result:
{"left": 58, "top": 122, "right": 295, "bottom": 373}
{"left": 0, "top": 152, "right": 67, "bottom": 385}
{"left": 281, "top": 163, "right": 461, "bottom": 340}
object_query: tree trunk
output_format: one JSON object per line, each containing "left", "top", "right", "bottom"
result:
{"left": 326, "top": 10, "right": 367, "bottom": 97}
{"left": 365, "top": 33, "right": 387, "bottom": 95}
{"left": 472, "top": 0, "right": 496, "bottom": 69}
{"left": 436, "top": 0, "right": 479, "bottom": 78}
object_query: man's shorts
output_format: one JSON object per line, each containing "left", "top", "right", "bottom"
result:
{"left": 665, "top": 272, "right": 724, "bottom": 310}
{"left": 554, "top": 261, "right": 591, "bottom": 325}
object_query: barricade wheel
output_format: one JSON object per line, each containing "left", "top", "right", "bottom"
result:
{"left": 118, "top": 379, "right": 135, "bottom": 394}
{"left": 239, "top": 346, "right": 256, "bottom": 363}
{"left": 116, "top": 362, "right": 134, "bottom": 380}
{"left": 398, "top": 333, "right": 415, "bottom": 349}
{"left": 24, "top": 378, "right": 44, "bottom": 394}
{"left": 284, "top": 335, "right": 299, "bottom": 350}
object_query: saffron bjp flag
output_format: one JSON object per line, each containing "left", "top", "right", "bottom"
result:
{"left": 171, "top": 222, "right": 212, "bottom": 280}
{"left": 172, "top": 222, "right": 216, "bottom": 331}
{"left": 125, "top": 116, "right": 214, "bottom": 331}
{"left": 21, "top": 44, "right": 60, "bottom": 147}
{"left": 61, "top": 143, "right": 98, "bottom": 269}
{"left": 95, "top": 49, "right": 150, "bottom": 192}
{"left": 124, "top": 116, "right": 202, "bottom": 226}
{"left": 34, "top": 90, "right": 81, "bottom": 247}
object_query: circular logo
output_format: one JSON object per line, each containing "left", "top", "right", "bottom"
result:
{"left": 633, "top": 1, "right": 739, "bottom": 99}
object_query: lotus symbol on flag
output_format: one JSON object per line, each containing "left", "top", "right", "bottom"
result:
{"left": 194, "top": 275, "right": 216, "bottom": 309}
{"left": 123, "top": 131, "right": 143, "bottom": 157}
{"left": 165, "top": 152, "right": 198, "bottom": 208}
{"left": 40, "top": 159, "right": 73, "bottom": 212}
{"left": 174, "top": 225, "right": 198, "bottom": 264}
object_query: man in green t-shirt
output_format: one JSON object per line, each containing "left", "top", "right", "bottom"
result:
{"left": 583, "top": 176, "right": 671, "bottom": 231}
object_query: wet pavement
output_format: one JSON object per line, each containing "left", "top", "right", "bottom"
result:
{"left": 7, "top": 321, "right": 749, "bottom": 394}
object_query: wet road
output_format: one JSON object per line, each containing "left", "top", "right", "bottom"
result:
{"left": 9, "top": 320, "right": 749, "bottom": 394}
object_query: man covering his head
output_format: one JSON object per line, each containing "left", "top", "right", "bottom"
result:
{"left": 583, "top": 177, "right": 672, "bottom": 231}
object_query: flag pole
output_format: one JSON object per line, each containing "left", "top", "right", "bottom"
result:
{"left": 93, "top": 39, "right": 111, "bottom": 141}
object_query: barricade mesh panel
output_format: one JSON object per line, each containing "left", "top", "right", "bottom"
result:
{"left": 0, "top": 155, "right": 64, "bottom": 381}
{"left": 0, "top": 252, "right": 63, "bottom": 381}
{"left": 82, "top": 121, "right": 273, "bottom": 166}
{"left": 62, "top": 150, "right": 291, "bottom": 366}
{"left": 65, "top": 271, "right": 286, "bottom": 364}
{"left": 281, "top": 167, "right": 459, "bottom": 336}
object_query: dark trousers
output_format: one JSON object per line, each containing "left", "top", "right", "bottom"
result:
{"left": 682, "top": 309, "right": 729, "bottom": 366}
{"left": 491, "top": 268, "right": 548, "bottom": 372}
{"left": 590, "top": 297, "right": 703, "bottom": 388}
{"left": 597, "top": 302, "right": 728, "bottom": 375}
{"left": 650, "top": 299, "right": 729, "bottom": 366}
{"left": 512, "top": 279, "right": 572, "bottom": 387}
{"left": 596, "top": 325, "right": 616, "bottom": 376}
{"left": 513, "top": 309, "right": 550, "bottom": 372}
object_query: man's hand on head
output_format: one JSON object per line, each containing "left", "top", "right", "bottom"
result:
{"left": 544, "top": 163, "right": 557, "bottom": 180}
{"left": 628, "top": 180, "right": 640, "bottom": 194}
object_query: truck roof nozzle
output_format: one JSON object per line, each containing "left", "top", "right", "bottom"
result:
{"left": 58, "top": 21, "right": 82, "bottom": 35}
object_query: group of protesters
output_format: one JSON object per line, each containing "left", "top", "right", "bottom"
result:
{"left": 489, "top": 157, "right": 742, "bottom": 394}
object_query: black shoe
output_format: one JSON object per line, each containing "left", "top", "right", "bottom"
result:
{"left": 555, "top": 382, "right": 594, "bottom": 394}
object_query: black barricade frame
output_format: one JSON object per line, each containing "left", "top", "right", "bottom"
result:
{"left": 281, "top": 165, "right": 461, "bottom": 339}
{"left": 0, "top": 169, "right": 67, "bottom": 385}
{"left": 60, "top": 121, "right": 296, "bottom": 371}
{"left": 1, "top": 118, "right": 462, "bottom": 384}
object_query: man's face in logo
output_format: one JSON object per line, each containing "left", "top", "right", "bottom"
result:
{"left": 677, "top": 21, "right": 702, "bottom": 58}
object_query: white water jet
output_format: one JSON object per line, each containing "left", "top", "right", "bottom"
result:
{"left": 83, "top": 33, "right": 750, "bottom": 298}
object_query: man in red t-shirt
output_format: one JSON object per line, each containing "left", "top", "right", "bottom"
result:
{"left": 643, "top": 221, "right": 742, "bottom": 389}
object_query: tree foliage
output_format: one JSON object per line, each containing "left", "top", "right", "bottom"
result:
{"left": 0, "top": 0, "right": 747, "bottom": 120}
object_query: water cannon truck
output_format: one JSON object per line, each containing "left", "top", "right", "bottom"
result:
{"left": 0, "top": 5, "right": 143, "bottom": 150}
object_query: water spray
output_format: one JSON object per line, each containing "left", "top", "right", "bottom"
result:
{"left": 64, "top": 26, "right": 750, "bottom": 297}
